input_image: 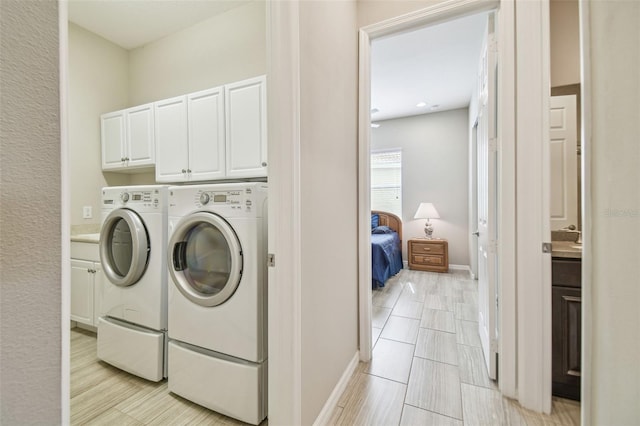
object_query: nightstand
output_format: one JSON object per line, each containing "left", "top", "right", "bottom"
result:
{"left": 408, "top": 238, "right": 449, "bottom": 273}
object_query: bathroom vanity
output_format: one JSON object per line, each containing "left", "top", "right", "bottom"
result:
{"left": 551, "top": 241, "right": 582, "bottom": 401}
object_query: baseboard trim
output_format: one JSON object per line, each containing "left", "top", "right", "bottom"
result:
{"left": 449, "top": 264, "right": 474, "bottom": 279}
{"left": 313, "top": 351, "right": 359, "bottom": 426}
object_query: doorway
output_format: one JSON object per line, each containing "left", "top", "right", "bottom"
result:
{"left": 357, "top": 0, "right": 518, "bottom": 398}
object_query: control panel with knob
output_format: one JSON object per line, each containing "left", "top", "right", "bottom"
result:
{"left": 200, "top": 193, "right": 210, "bottom": 205}
{"left": 121, "top": 192, "right": 130, "bottom": 203}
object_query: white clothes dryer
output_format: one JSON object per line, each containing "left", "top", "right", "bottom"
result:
{"left": 166, "top": 182, "right": 267, "bottom": 425}
{"left": 97, "top": 185, "right": 168, "bottom": 382}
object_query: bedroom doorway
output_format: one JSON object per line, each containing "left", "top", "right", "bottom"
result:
{"left": 358, "top": 0, "right": 511, "bottom": 392}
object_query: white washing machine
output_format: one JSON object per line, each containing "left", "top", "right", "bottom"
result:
{"left": 166, "top": 182, "right": 267, "bottom": 425}
{"left": 97, "top": 185, "right": 169, "bottom": 382}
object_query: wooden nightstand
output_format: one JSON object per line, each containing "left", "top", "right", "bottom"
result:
{"left": 408, "top": 238, "right": 449, "bottom": 273}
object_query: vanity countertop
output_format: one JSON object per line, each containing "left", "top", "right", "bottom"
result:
{"left": 551, "top": 241, "right": 582, "bottom": 259}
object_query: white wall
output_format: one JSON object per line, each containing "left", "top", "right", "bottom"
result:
{"left": 68, "top": 23, "right": 129, "bottom": 227}
{"left": 372, "top": 109, "right": 470, "bottom": 266}
{"left": 128, "top": 1, "right": 266, "bottom": 106}
{"left": 585, "top": 1, "right": 640, "bottom": 423}
{"left": 550, "top": 0, "right": 580, "bottom": 87}
{"left": 299, "top": 1, "right": 359, "bottom": 423}
{"left": 0, "top": 0, "right": 62, "bottom": 423}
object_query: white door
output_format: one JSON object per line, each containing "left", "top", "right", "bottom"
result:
{"left": 188, "top": 87, "right": 226, "bottom": 181}
{"left": 126, "top": 103, "right": 155, "bottom": 168}
{"left": 549, "top": 95, "right": 578, "bottom": 230}
{"left": 101, "top": 111, "right": 125, "bottom": 170}
{"left": 155, "top": 96, "right": 189, "bottom": 182}
{"left": 477, "top": 18, "right": 498, "bottom": 380}
{"left": 225, "top": 76, "right": 268, "bottom": 179}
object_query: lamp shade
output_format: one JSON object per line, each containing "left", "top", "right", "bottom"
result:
{"left": 414, "top": 203, "right": 440, "bottom": 219}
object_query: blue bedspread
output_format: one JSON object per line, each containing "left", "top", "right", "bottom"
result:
{"left": 371, "top": 231, "right": 403, "bottom": 288}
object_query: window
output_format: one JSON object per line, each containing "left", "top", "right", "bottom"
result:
{"left": 371, "top": 149, "right": 402, "bottom": 217}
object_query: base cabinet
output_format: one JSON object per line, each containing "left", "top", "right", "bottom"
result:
{"left": 551, "top": 258, "right": 582, "bottom": 401}
{"left": 70, "top": 259, "right": 103, "bottom": 327}
{"left": 70, "top": 241, "right": 103, "bottom": 327}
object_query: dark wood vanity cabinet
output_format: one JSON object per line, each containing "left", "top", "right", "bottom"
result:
{"left": 552, "top": 258, "right": 582, "bottom": 401}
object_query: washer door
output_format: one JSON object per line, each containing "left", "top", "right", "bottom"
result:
{"left": 100, "top": 208, "right": 150, "bottom": 287}
{"left": 168, "top": 212, "right": 243, "bottom": 307}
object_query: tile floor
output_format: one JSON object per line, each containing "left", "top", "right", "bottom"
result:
{"left": 71, "top": 268, "right": 580, "bottom": 425}
{"left": 328, "top": 268, "right": 581, "bottom": 425}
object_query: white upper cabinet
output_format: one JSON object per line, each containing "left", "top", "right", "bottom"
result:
{"left": 155, "top": 96, "right": 189, "bottom": 182}
{"left": 155, "top": 87, "right": 225, "bottom": 183}
{"left": 225, "top": 76, "right": 267, "bottom": 179}
{"left": 188, "top": 87, "right": 226, "bottom": 181}
{"left": 101, "top": 103, "right": 154, "bottom": 171}
{"left": 102, "top": 75, "right": 266, "bottom": 182}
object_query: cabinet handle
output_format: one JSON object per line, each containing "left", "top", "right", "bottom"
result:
{"left": 423, "top": 247, "right": 431, "bottom": 251}
{"left": 121, "top": 157, "right": 125, "bottom": 162}
{"left": 125, "top": 157, "right": 129, "bottom": 161}
{"left": 187, "top": 169, "right": 192, "bottom": 174}
{"left": 182, "top": 169, "right": 187, "bottom": 173}
{"left": 262, "top": 162, "right": 267, "bottom": 167}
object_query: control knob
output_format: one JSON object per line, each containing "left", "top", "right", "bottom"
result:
{"left": 121, "top": 192, "right": 130, "bottom": 202}
{"left": 200, "top": 193, "right": 210, "bottom": 205}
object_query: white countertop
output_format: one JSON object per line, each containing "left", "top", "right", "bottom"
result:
{"left": 71, "top": 233, "right": 100, "bottom": 243}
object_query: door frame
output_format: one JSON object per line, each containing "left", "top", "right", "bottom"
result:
{"left": 357, "top": 0, "right": 518, "bottom": 398}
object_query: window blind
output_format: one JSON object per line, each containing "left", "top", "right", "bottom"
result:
{"left": 371, "top": 149, "right": 402, "bottom": 217}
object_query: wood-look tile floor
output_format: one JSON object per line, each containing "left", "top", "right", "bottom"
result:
{"left": 330, "top": 269, "right": 581, "bottom": 426}
{"left": 71, "top": 269, "right": 580, "bottom": 425}
{"left": 70, "top": 328, "right": 263, "bottom": 425}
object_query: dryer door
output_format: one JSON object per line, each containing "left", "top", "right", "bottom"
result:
{"left": 100, "top": 208, "right": 150, "bottom": 287}
{"left": 168, "top": 212, "right": 243, "bottom": 307}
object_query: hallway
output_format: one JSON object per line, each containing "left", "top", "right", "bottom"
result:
{"left": 329, "top": 269, "right": 580, "bottom": 425}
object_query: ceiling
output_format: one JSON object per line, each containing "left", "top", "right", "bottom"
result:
{"left": 371, "top": 13, "right": 488, "bottom": 122}
{"left": 68, "top": 1, "right": 485, "bottom": 122}
{"left": 68, "top": 0, "right": 251, "bottom": 50}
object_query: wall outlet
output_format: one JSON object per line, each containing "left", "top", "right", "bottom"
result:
{"left": 82, "top": 206, "right": 92, "bottom": 219}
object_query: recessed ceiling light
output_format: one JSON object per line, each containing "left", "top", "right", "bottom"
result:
{"left": 416, "top": 102, "right": 427, "bottom": 108}
{"left": 371, "top": 108, "right": 379, "bottom": 114}
{"left": 371, "top": 123, "right": 380, "bottom": 128}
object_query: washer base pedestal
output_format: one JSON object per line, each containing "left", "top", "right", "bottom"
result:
{"left": 168, "top": 340, "right": 267, "bottom": 425}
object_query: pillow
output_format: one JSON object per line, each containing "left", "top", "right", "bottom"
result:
{"left": 372, "top": 225, "right": 394, "bottom": 234}
{"left": 371, "top": 214, "right": 379, "bottom": 229}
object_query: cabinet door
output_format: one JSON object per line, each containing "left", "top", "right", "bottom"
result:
{"left": 155, "top": 96, "right": 189, "bottom": 182}
{"left": 552, "top": 285, "right": 581, "bottom": 400}
{"left": 101, "top": 111, "right": 125, "bottom": 170}
{"left": 188, "top": 87, "right": 225, "bottom": 181}
{"left": 225, "top": 76, "right": 267, "bottom": 178}
{"left": 70, "top": 259, "right": 94, "bottom": 326}
{"left": 126, "top": 103, "right": 155, "bottom": 169}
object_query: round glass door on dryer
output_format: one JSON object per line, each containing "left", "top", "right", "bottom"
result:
{"left": 100, "top": 207, "right": 150, "bottom": 287}
{"left": 168, "top": 212, "right": 243, "bottom": 307}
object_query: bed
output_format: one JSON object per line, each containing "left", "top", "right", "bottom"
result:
{"left": 371, "top": 210, "right": 403, "bottom": 288}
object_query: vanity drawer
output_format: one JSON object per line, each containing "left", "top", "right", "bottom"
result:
{"left": 552, "top": 258, "right": 582, "bottom": 288}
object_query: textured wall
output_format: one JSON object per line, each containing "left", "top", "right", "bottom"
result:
{"left": 0, "top": 0, "right": 62, "bottom": 424}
